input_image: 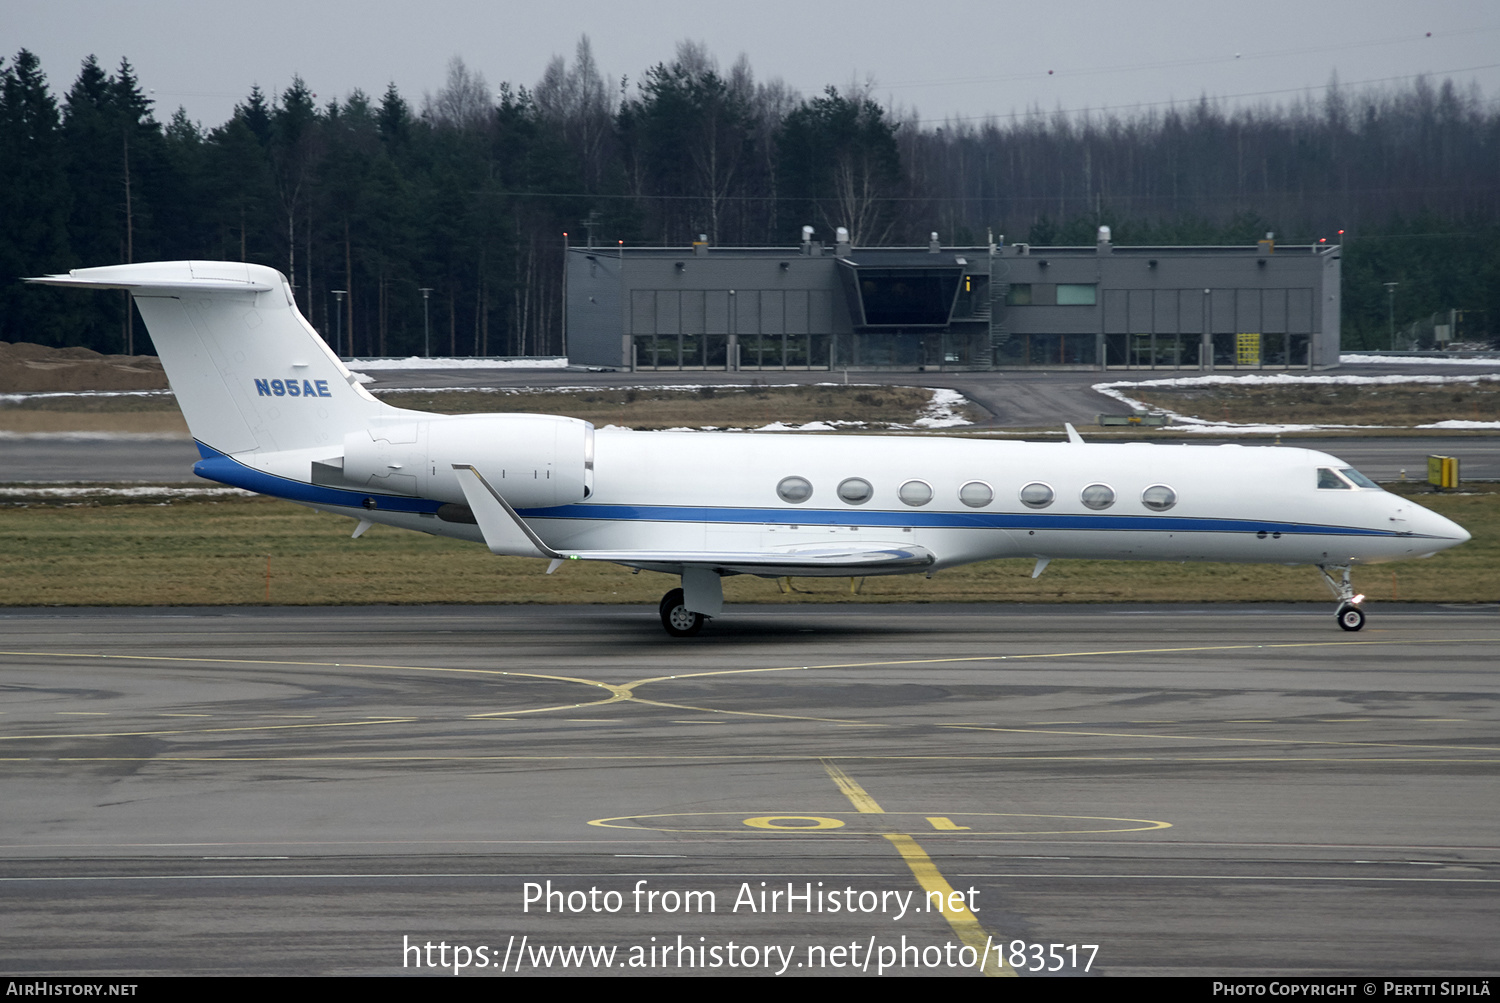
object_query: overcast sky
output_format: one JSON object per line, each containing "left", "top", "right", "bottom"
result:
{"left": 6, "top": 0, "right": 1498, "bottom": 129}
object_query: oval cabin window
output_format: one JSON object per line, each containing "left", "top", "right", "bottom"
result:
{"left": 1141, "top": 484, "right": 1176, "bottom": 511}
{"left": 1080, "top": 483, "right": 1116, "bottom": 510}
{"left": 837, "top": 477, "right": 874, "bottom": 505}
{"left": 898, "top": 480, "right": 933, "bottom": 506}
{"left": 777, "top": 476, "right": 813, "bottom": 504}
{"left": 958, "top": 481, "right": 994, "bottom": 508}
{"left": 1019, "top": 482, "right": 1054, "bottom": 509}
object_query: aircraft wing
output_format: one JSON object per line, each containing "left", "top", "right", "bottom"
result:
{"left": 452, "top": 464, "right": 934, "bottom": 575}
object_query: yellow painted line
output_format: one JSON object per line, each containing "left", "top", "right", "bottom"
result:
{"left": 823, "top": 760, "right": 887, "bottom": 814}
{"left": 0, "top": 650, "right": 629, "bottom": 702}
{"left": 7, "top": 754, "right": 1498, "bottom": 765}
{"left": 7, "top": 639, "right": 1498, "bottom": 750}
{"left": 586, "top": 811, "right": 1167, "bottom": 836}
{"left": 621, "top": 637, "right": 1500, "bottom": 688}
{"left": 822, "top": 760, "right": 1011, "bottom": 977}
{"left": 0, "top": 718, "right": 416, "bottom": 742}
{"left": 631, "top": 696, "right": 877, "bottom": 727}
{"left": 941, "top": 723, "right": 1500, "bottom": 753}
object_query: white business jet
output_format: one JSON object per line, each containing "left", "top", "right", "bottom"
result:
{"left": 30, "top": 261, "right": 1469, "bottom": 635}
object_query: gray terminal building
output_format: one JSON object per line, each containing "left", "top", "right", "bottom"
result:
{"left": 565, "top": 228, "right": 1341, "bottom": 372}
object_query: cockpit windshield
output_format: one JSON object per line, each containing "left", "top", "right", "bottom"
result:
{"left": 1317, "top": 467, "right": 1381, "bottom": 490}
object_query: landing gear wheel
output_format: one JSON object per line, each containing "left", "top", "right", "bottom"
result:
{"left": 658, "top": 588, "right": 704, "bottom": 637}
{"left": 1336, "top": 603, "right": 1365, "bottom": 632}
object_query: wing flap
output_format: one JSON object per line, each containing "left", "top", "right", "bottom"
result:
{"left": 453, "top": 463, "right": 935, "bottom": 574}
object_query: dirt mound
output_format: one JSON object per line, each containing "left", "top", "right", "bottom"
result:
{"left": 0, "top": 342, "right": 168, "bottom": 392}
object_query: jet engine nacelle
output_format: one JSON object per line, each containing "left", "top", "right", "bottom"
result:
{"left": 343, "top": 413, "right": 593, "bottom": 509}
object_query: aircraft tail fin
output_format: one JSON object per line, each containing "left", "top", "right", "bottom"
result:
{"left": 27, "top": 261, "right": 399, "bottom": 456}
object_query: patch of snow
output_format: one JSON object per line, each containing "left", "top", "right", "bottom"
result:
{"left": 0, "top": 390, "right": 173, "bottom": 403}
{"left": 1342, "top": 353, "right": 1500, "bottom": 366}
{"left": 1094, "top": 372, "right": 1500, "bottom": 433}
{"left": 343, "top": 356, "right": 569, "bottom": 370}
{"left": 1170, "top": 422, "right": 1390, "bottom": 434}
{"left": 0, "top": 430, "right": 190, "bottom": 441}
{"left": 0, "top": 486, "right": 254, "bottom": 499}
{"left": 1417, "top": 419, "right": 1500, "bottom": 429}
{"left": 911, "top": 388, "right": 973, "bottom": 428}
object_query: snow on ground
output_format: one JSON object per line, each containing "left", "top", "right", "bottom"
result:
{"left": 0, "top": 486, "right": 253, "bottom": 499}
{"left": 343, "top": 356, "right": 568, "bottom": 370}
{"left": 0, "top": 390, "right": 173, "bottom": 403}
{"left": 754, "top": 420, "right": 869, "bottom": 432}
{"left": 1341, "top": 353, "right": 1500, "bottom": 366}
{"left": 0, "top": 430, "right": 190, "bottom": 441}
{"left": 1095, "top": 371, "right": 1500, "bottom": 434}
{"left": 912, "top": 388, "right": 972, "bottom": 428}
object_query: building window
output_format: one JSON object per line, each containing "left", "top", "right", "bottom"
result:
{"left": 1057, "top": 284, "right": 1097, "bottom": 305}
{"left": 1005, "top": 284, "right": 1032, "bottom": 306}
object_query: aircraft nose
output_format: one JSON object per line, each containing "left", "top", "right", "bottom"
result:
{"left": 1409, "top": 502, "right": 1469, "bottom": 549}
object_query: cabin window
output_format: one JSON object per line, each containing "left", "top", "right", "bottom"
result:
{"left": 1019, "top": 482, "right": 1054, "bottom": 509}
{"left": 778, "top": 476, "right": 813, "bottom": 503}
{"left": 1141, "top": 484, "right": 1177, "bottom": 512}
{"left": 898, "top": 479, "right": 933, "bottom": 506}
{"left": 1317, "top": 468, "right": 1351, "bottom": 490}
{"left": 1081, "top": 483, "right": 1116, "bottom": 510}
{"left": 958, "top": 480, "right": 994, "bottom": 508}
{"left": 837, "top": 477, "right": 874, "bottom": 505}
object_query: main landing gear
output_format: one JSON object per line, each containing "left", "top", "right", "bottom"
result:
{"left": 659, "top": 588, "right": 704, "bottom": 637}
{"left": 657, "top": 568, "right": 724, "bottom": 637}
{"left": 1318, "top": 564, "right": 1366, "bottom": 632}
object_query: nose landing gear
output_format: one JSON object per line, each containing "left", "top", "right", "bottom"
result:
{"left": 1318, "top": 564, "right": 1367, "bottom": 632}
{"left": 1336, "top": 602, "right": 1366, "bottom": 632}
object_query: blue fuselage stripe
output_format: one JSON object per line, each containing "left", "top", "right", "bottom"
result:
{"left": 519, "top": 503, "right": 1397, "bottom": 537}
{"left": 193, "top": 443, "right": 1408, "bottom": 539}
{"left": 193, "top": 444, "right": 443, "bottom": 515}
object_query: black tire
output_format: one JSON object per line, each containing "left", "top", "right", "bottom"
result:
{"left": 659, "top": 588, "right": 704, "bottom": 637}
{"left": 1337, "top": 604, "right": 1365, "bottom": 632}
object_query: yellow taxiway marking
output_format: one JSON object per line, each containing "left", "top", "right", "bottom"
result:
{"left": 822, "top": 760, "right": 1012, "bottom": 977}
{"left": 5, "top": 637, "right": 1498, "bottom": 748}
{"left": 589, "top": 810, "right": 1169, "bottom": 836}
{"left": 940, "top": 723, "right": 1499, "bottom": 754}
{"left": 9, "top": 755, "right": 1498, "bottom": 766}
{"left": 0, "top": 718, "right": 416, "bottom": 742}
{"left": 741, "top": 815, "right": 845, "bottom": 830}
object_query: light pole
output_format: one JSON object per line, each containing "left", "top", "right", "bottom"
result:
{"left": 1383, "top": 282, "right": 1398, "bottom": 351}
{"left": 419, "top": 287, "right": 433, "bottom": 357}
{"left": 331, "top": 289, "right": 346, "bottom": 354}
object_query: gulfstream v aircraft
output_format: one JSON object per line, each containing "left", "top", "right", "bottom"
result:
{"left": 31, "top": 261, "right": 1470, "bottom": 635}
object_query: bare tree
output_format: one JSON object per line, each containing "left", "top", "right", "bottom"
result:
{"left": 425, "top": 56, "right": 491, "bottom": 130}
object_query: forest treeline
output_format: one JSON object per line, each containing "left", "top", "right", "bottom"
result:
{"left": 2, "top": 39, "right": 1496, "bottom": 357}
